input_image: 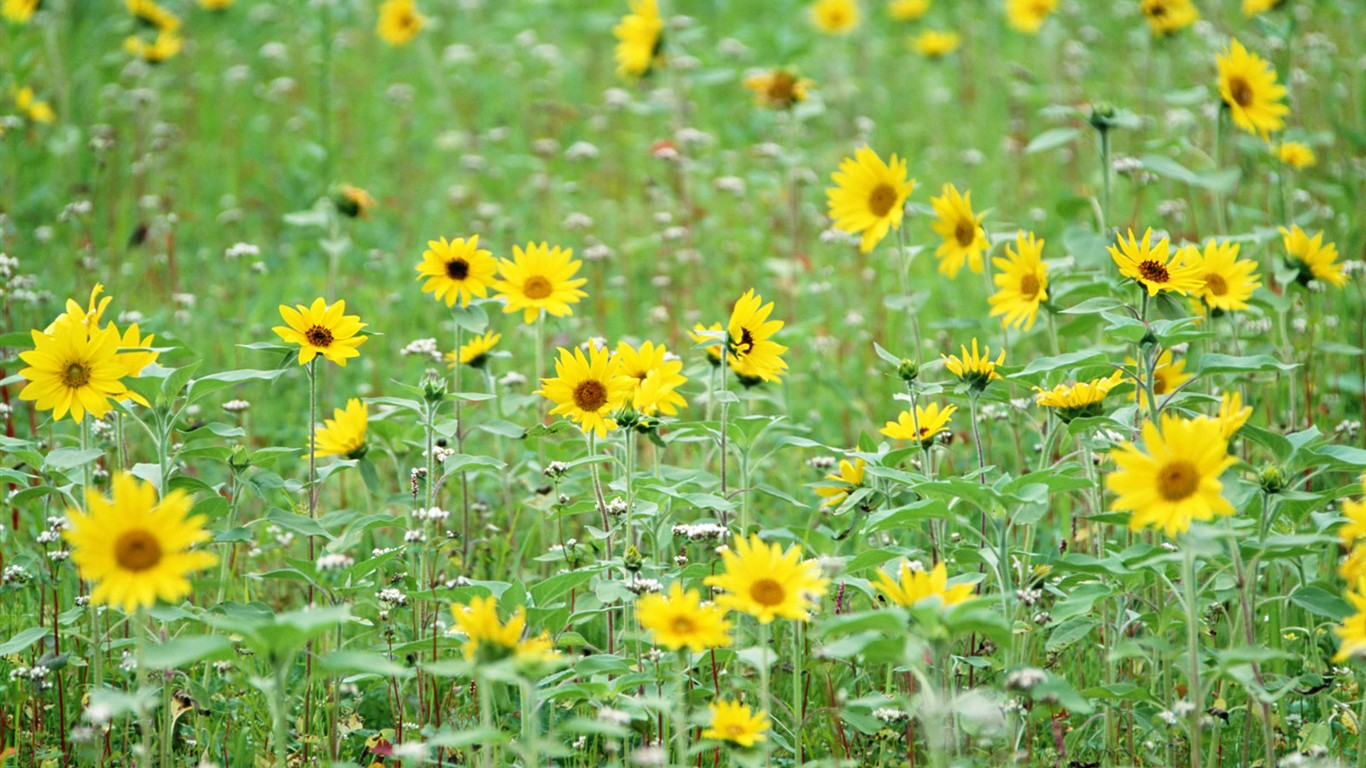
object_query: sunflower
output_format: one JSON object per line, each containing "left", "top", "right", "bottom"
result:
{"left": 448, "top": 331, "right": 501, "bottom": 369}
{"left": 613, "top": 0, "right": 663, "bottom": 79}
{"left": 636, "top": 583, "right": 733, "bottom": 652}
{"left": 1140, "top": 0, "right": 1198, "bottom": 37}
{"left": 64, "top": 473, "right": 217, "bottom": 614}
{"left": 1106, "top": 413, "right": 1235, "bottom": 537}
{"left": 1340, "top": 486, "right": 1366, "bottom": 548}
{"left": 943, "top": 338, "right": 1003, "bottom": 392}
{"left": 451, "top": 595, "right": 525, "bottom": 663}
{"left": 881, "top": 403, "right": 956, "bottom": 448}
{"left": 989, "top": 231, "right": 1049, "bottom": 331}
{"left": 14, "top": 86, "right": 54, "bottom": 124}
{"left": 1218, "top": 39, "right": 1288, "bottom": 140}
{"left": 826, "top": 146, "right": 916, "bottom": 254}
{"left": 1277, "top": 141, "right": 1316, "bottom": 170}
{"left": 312, "top": 398, "right": 368, "bottom": 459}
{"left": 1005, "top": 0, "right": 1057, "bottom": 34}
{"left": 126, "top": 0, "right": 179, "bottom": 31}
{"left": 124, "top": 31, "right": 181, "bottom": 63}
{"left": 377, "top": 0, "right": 424, "bottom": 46}
{"left": 743, "top": 69, "right": 813, "bottom": 110}
{"left": 887, "top": 0, "right": 929, "bottom": 21}
{"left": 1034, "top": 371, "right": 1124, "bottom": 422}
{"left": 3, "top": 0, "right": 39, "bottom": 24}
{"left": 1182, "top": 239, "right": 1261, "bottom": 312}
{"left": 615, "top": 341, "right": 688, "bottom": 416}
{"left": 1333, "top": 584, "right": 1366, "bottom": 663}
{"left": 1242, "top": 0, "right": 1283, "bottom": 17}
{"left": 817, "top": 458, "right": 866, "bottom": 508}
{"left": 273, "top": 298, "right": 369, "bottom": 367}
{"left": 930, "top": 184, "right": 988, "bottom": 278}
{"left": 415, "top": 236, "right": 497, "bottom": 308}
{"left": 1342, "top": 547, "right": 1366, "bottom": 585}
{"left": 704, "top": 534, "right": 829, "bottom": 624}
{"left": 1281, "top": 225, "right": 1347, "bottom": 287}
{"left": 1207, "top": 391, "right": 1251, "bottom": 440}
{"left": 493, "top": 242, "right": 588, "bottom": 324}
{"left": 514, "top": 632, "right": 562, "bottom": 666}
{"left": 18, "top": 315, "right": 131, "bottom": 423}
{"left": 689, "top": 322, "right": 724, "bottom": 365}
{"left": 199, "top": 0, "right": 234, "bottom": 10}
{"left": 912, "top": 30, "right": 960, "bottom": 59}
{"left": 873, "top": 561, "right": 974, "bottom": 608}
{"left": 726, "top": 289, "right": 788, "bottom": 383}
{"left": 1126, "top": 349, "right": 1191, "bottom": 410}
{"left": 810, "top": 0, "right": 859, "bottom": 34}
{"left": 537, "top": 344, "right": 635, "bottom": 438}
{"left": 335, "top": 185, "right": 376, "bottom": 218}
{"left": 701, "top": 700, "right": 771, "bottom": 747}
{"left": 1109, "top": 228, "right": 1202, "bottom": 297}
{"left": 114, "top": 323, "right": 159, "bottom": 382}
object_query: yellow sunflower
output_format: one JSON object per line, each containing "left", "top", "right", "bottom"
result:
{"left": 126, "top": 0, "right": 179, "bottom": 31}
{"left": 1109, "top": 228, "right": 1203, "bottom": 297}
{"left": 199, "top": 0, "right": 234, "bottom": 10}
{"left": 14, "top": 86, "right": 54, "bottom": 124}
{"left": 704, "top": 534, "right": 829, "bottom": 624}
{"left": 377, "top": 0, "right": 424, "bottom": 46}
{"left": 690, "top": 322, "right": 724, "bottom": 365}
{"left": 887, "top": 0, "right": 929, "bottom": 21}
{"left": 1242, "top": 0, "right": 1283, "bottom": 17}
{"left": 615, "top": 340, "right": 688, "bottom": 416}
{"left": 1340, "top": 484, "right": 1366, "bottom": 548}
{"left": 1106, "top": 413, "right": 1236, "bottom": 537}
{"left": 881, "top": 403, "right": 956, "bottom": 448}
{"left": 415, "top": 235, "right": 498, "bottom": 308}
{"left": 1181, "top": 239, "right": 1261, "bottom": 312}
{"left": 637, "top": 583, "right": 733, "bottom": 652}
{"left": 743, "top": 69, "right": 813, "bottom": 110}
{"left": 46, "top": 285, "right": 157, "bottom": 394}
{"left": 336, "top": 185, "right": 376, "bottom": 218}
{"left": 912, "top": 30, "right": 960, "bottom": 59}
{"left": 273, "top": 298, "right": 369, "bottom": 367}
{"left": 1281, "top": 225, "right": 1347, "bottom": 287}
{"left": 989, "top": 230, "right": 1049, "bottom": 331}
{"left": 18, "top": 315, "right": 131, "bottom": 424}
{"left": 810, "top": 0, "right": 859, "bottom": 34}
{"left": 701, "top": 700, "right": 771, "bottom": 747}
{"left": 816, "top": 458, "right": 866, "bottom": 508}
{"left": 727, "top": 289, "right": 788, "bottom": 383}
{"left": 493, "top": 242, "right": 588, "bottom": 324}
{"left": 447, "top": 331, "right": 501, "bottom": 369}
{"left": 1277, "top": 141, "right": 1316, "bottom": 170}
{"left": 943, "top": 338, "right": 1003, "bottom": 392}
{"left": 3, "top": 0, "right": 39, "bottom": 24}
{"left": 1034, "top": 371, "right": 1124, "bottom": 422}
{"left": 451, "top": 595, "right": 525, "bottom": 662}
{"left": 64, "top": 473, "right": 217, "bottom": 614}
{"left": 1342, "top": 546, "right": 1366, "bottom": 585}
{"left": 537, "top": 344, "right": 635, "bottom": 438}
{"left": 613, "top": 0, "right": 664, "bottom": 79}
{"left": 1218, "top": 38, "right": 1288, "bottom": 140}
{"left": 1333, "top": 583, "right": 1366, "bottom": 663}
{"left": 873, "top": 561, "right": 974, "bottom": 608}
{"left": 826, "top": 146, "right": 916, "bottom": 254}
{"left": 1126, "top": 349, "right": 1191, "bottom": 410}
{"left": 1005, "top": 0, "right": 1057, "bottom": 34}
{"left": 312, "top": 398, "right": 368, "bottom": 459}
{"left": 1140, "top": 0, "right": 1198, "bottom": 37}
{"left": 930, "top": 184, "right": 988, "bottom": 278}
{"left": 1206, "top": 390, "right": 1251, "bottom": 440}
{"left": 124, "top": 31, "right": 181, "bottom": 63}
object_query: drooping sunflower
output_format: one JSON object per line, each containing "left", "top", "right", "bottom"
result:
{"left": 635, "top": 369, "right": 688, "bottom": 418}
{"left": 727, "top": 290, "right": 788, "bottom": 383}
{"left": 14, "top": 86, "right": 54, "bottom": 124}
{"left": 704, "top": 534, "right": 829, "bottom": 624}
{"left": 2, "top": 0, "right": 39, "bottom": 24}
{"left": 613, "top": 0, "right": 663, "bottom": 79}
{"left": 335, "top": 185, "right": 376, "bottom": 218}
{"left": 124, "top": 31, "right": 181, "bottom": 63}
{"left": 1126, "top": 349, "right": 1192, "bottom": 410}
{"left": 989, "top": 230, "right": 1049, "bottom": 331}
{"left": 1277, "top": 141, "right": 1316, "bottom": 170}
{"left": 273, "top": 298, "right": 369, "bottom": 367}
{"left": 816, "top": 458, "right": 866, "bottom": 508}
{"left": 930, "top": 184, "right": 988, "bottom": 278}
{"left": 881, "top": 403, "right": 956, "bottom": 448}
{"left": 415, "top": 235, "right": 498, "bottom": 308}
{"left": 912, "top": 30, "right": 960, "bottom": 59}
{"left": 873, "top": 561, "right": 974, "bottom": 609}
{"left": 377, "top": 0, "right": 424, "bottom": 46}
{"left": 18, "top": 315, "right": 131, "bottom": 423}
{"left": 1218, "top": 38, "right": 1288, "bottom": 140}
{"left": 1182, "top": 239, "right": 1261, "bottom": 312}
{"left": 1281, "top": 225, "right": 1347, "bottom": 287}
{"left": 493, "top": 242, "right": 588, "bottom": 324}
{"left": 636, "top": 583, "right": 733, "bottom": 652}
{"left": 1034, "top": 371, "right": 1124, "bottom": 422}
{"left": 701, "top": 700, "right": 771, "bottom": 747}
{"left": 1332, "top": 583, "right": 1366, "bottom": 663}
{"left": 943, "top": 338, "right": 1004, "bottom": 392}
{"left": 888, "top": 0, "right": 930, "bottom": 21}
{"left": 1106, "top": 413, "right": 1236, "bottom": 538}
{"left": 537, "top": 344, "right": 635, "bottom": 438}
{"left": 64, "top": 473, "right": 217, "bottom": 614}
{"left": 826, "top": 146, "right": 916, "bottom": 254}
{"left": 743, "top": 69, "right": 813, "bottom": 110}
{"left": 451, "top": 595, "right": 525, "bottom": 662}
{"left": 312, "top": 398, "right": 368, "bottom": 459}
{"left": 448, "top": 331, "right": 501, "bottom": 369}
{"left": 1109, "top": 228, "right": 1203, "bottom": 296}
{"left": 1140, "top": 0, "right": 1198, "bottom": 37}
{"left": 810, "top": 0, "right": 859, "bottom": 34}
{"left": 1005, "top": 0, "right": 1057, "bottom": 34}
{"left": 614, "top": 340, "right": 688, "bottom": 416}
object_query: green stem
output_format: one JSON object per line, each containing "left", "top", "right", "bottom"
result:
{"left": 520, "top": 678, "right": 538, "bottom": 768}
{"left": 273, "top": 660, "right": 290, "bottom": 767}
{"left": 759, "top": 621, "right": 772, "bottom": 767}
{"left": 1183, "top": 542, "right": 1203, "bottom": 768}
{"left": 478, "top": 673, "right": 495, "bottom": 768}
{"left": 791, "top": 620, "right": 804, "bottom": 761}
{"left": 718, "top": 344, "right": 732, "bottom": 525}
{"left": 134, "top": 611, "right": 155, "bottom": 767}
{"left": 1099, "top": 126, "right": 1112, "bottom": 234}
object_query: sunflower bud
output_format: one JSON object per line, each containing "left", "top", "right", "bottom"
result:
{"left": 1088, "top": 103, "right": 1119, "bottom": 132}
{"left": 624, "top": 546, "right": 644, "bottom": 573}
{"left": 227, "top": 444, "right": 252, "bottom": 474}
{"left": 1258, "top": 464, "right": 1289, "bottom": 495}
{"left": 421, "top": 372, "right": 447, "bottom": 404}
{"left": 898, "top": 359, "right": 919, "bottom": 383}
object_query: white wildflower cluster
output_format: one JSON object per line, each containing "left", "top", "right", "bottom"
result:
{"left": 401, "top": 337, "right": 443, "bottom": 363}
{"left": 403, "top": 529, "right": 426, "bottom": 544}
{"left": 222, "top": 399, "right": 251, "bottom": 414}
{"left": 1004, "top": 667, "right": 1046, "bottom": 692}
{"left": 426, "top": 444, "right": 455, "bottom": 464}
{"left": 873, "top": 707, "right": 910, "bottom": 724}
{"left": 601, "top": 496, "right": 630, "bottom": 518}
{"left": 543, "top": 461, "right": 569, "bottom": 479}
{"left": 317, "top": 553, "right": 354, "bottom": 571}
{"left": 2, "top": 564, "right": 31, "bottom": 585}
{"left": 626, "top": 578, "right": 662, "bottom": 595}
{"left": 671, "top": 522, "right": 728, "bottom": 542}
{"left": 807, "top": 455, "right": 837, "bottom": 471}
{"left": 377, "top": 587, "right": 409, "bottom": 607}
{"left": 414, "top": 506, "right": 448, "bottom": 523}
{"left": 10, "top": 665, "right": 53, "bottom": 690}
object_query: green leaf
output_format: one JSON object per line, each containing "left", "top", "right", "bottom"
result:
{"left": 318, "top": 651, "right": 413, "bottom": 678}
{"left": 1289, "top": 586, "right": 1352, "bottom": 621}
{"left": 42, "top": 448, "right": 104, "bottom": 471}
{"left": 1140, "top": 154, "right": 1241, "bottom": 193}
{"left": 1045, "top": 617, "right": 1098, "bottom": 651}
{"left": 1196, "top": 354, "right": 1297, "bottom": 375}
{"left": 142, "top": 636, "right": 235, "bottom": 669}
{"left": 188, "top": 368, "right": 289, "bottom": 403}
{"left": 1025, "top": 127, "right": 1080, "bottom": 154}
{"left": 0, "top": 627, "right": 49, "bottom": 655}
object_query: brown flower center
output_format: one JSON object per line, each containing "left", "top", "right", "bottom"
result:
{"left": 733, "top": 328, "right": 755, "bottom": 356}
{"left": 671, "top": 616, "right": 696, "bottom": 635}
{"left": 867, "top": 184, "right": 898, "bottom": 217}
{"left": 1228, "top": 76, "right": 1253, "bottom": 107}
{"left": 1157, "top": 460, "right": 1200, "bottom": 502}
{"left": 767, "top": 72, "right": 796, "bottom": 104}
{"left": 398, "top": 11, "right": 417, "bottom": 29}
{"left": 63, "top": 362, "right": 91, "bottom": 389}
{"left": 572, "top": 379, "right": 608, "bottom": 411}
{"left": 1138, "top": 260, "right": 1170, "bottom": 284}
{"left": 305, "top": 325, "right": 334, "bottom": 347}
{"left": 1204, "top": 273, "right": 1228, "bottom": 296}
{"left": 114, "top": 529, "right": 164, "bottom": 572}
{"left": 749, "top": 578, "right": 785, "bottom": 607}
{"left": 523, "top": 276, "right": 553, "bottom": 300}
{"left": 954, "top": 219, "right": 976, "bottom": 247}
{"left": 1019, "top": 274, "right": 1041, "bottom": 300}
{"left": 445, "top": 258, "right": 469, "bottom": 280}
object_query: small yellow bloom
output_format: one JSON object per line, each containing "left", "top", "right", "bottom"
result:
{"left": 14, "top": 86, "right": 54, "bottom": 124}
{"left": 817, "top": 458, "right": 866, "bottom": 508}
{"left": 637, "top": 583, "right": 732, "bottom": 652}
{"left": 727, "top": 290, "right": 787, "bottom": 384}
{"left": 447, "top": 331, "right": 501, "bottom": 370}
{"left": 1126, "top": 349, "right": 1191, "bottom": 410}
{"left": 124, "top": 31, "right": 182, "bottom": 63}
{"left": 1277, "top": 141, "right": 1315, "bottom": 170}
{"left": 415, "top": 235, "right": 498, "bottom": 308}
{"left": 704, "top": 534, "right": 829, "bottom": 624}
{"left": 942, "top": 338, "right": 1003, "bottom": 392}
{"left": 743, "top": 69, "right": 813, "bottom": 110}
{"left": 1033, "top": 371, "right": 1124, "bottom": 422}
{"left": 1281, "top": 225, "right": 1347, "bottom": 287}
{"left": 1333, "top": 580, "right": 1366, "bottom": 662}
{"left": 492, "top": 242, "right": 588, "bottom": 324}
{"left": 1107, "top": 413, "right": 1235, "bottom": 538}
{"left": 990, "top": 230, "right": 1049, "bottom": 331}
{"left": 873, "top": 561, "right": 974, "bottom": 608}
{"left": 887, "top": 0, "right": 929, "bottom": 21}
{"left": 613, "top": 0, "right": 664, "bottom": 79}
{"left": 451, "top": 595, "right": 525, "bottom": 662}
{"left": 1241, "top": 0, "right": 1283, "bottom": 17}
{"left": 1218, "top": 38, "right": 1288, "bottom": 140}
{"left": 701, "top": 700, "right": 770, "bottom": 747}
{"left": 810, "top": 0, "right": 859, "bottom": 34}
{"left": 1181, "top": 239, "right": 1261, "bottom": 313}
{"left": 912, "top": 30, "right": 960, "bottom": 59}
{"left": 536, "top": 344, "right": 635, "bottom": 438}
{"left": 1140, "top": 0, "right": 1198, "bottom": 37}
{"left": 1109, "top": 228, "right": 1203, "bottom": 296}
{"left": 311, "top": 398, "right": 368, "bottom": 459}
{"left": 377, "top": 0, "right": 424, "bottom": 46}
{"left": 930, "top": 184, "right": 987, "bottom": 278}
{"left": 1005, "top": 0, "right": 1057, "bottom": 34}
{"left": 272, "top": 298, "right": 369, "bottom": 367}
{"left": 881, "top": 403, "right": 956, "bottom": 448}
{"left": 2, "top": 0, "right": 39, "bottom": 24}
{"left": 826, "top": 146, "right": 916, "bottom": 254}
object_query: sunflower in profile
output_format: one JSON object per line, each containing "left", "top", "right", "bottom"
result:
{"left": 689, "top": 322, "right": 724, "bottom": 365}
{"left": 637, "top": 583, "right": 733, "bottom": 652}
{"left": 451, "top": 595, "right": 525, "bottom": 662}
{"left": 1125, "top": 349, "right": 1191, "bottom": 410}
{"left": 1281, "top": 225, "right": 1347, "bottom": 287}
{"left": 124, "top": 31, "right": 181, "bottom": 63}
{"left": 1005, "top": 0, "right": 1057, "bottom": 34}
{"left": 743, "top": 69, "right": 813, "bottom": 110}
{"left": 1205, "top": 391, "right": 1251, "bottom": 440}
{"left": 377, "top": 0, "right": 424, "bottom": 46}
{"left": 888, "top": 0, "right": 930, "bottom": 21}
{"left": 1277, "top": 141, "right": 1315, "bottom": 170}
{"left": 1109, "top": 228, "right": 1202, "bottom": 297}
{"left": 943, "top": 338, "right": 1003, "bottom": 392}
{"left": 816, "top": 457, "right": 866, "bottom": 508}
{"left": 64, "top": 473, "right": 217, "bottom": 614}
{"left": 493, "top": 242, "right": 588, "bottom": 324}
{"left": 613, "top": 0, "right": 663, "bottom": 79}
{"left": 416, "top": 236, "right": 498, "bottom": 308}
{"left": 727, "top": 289, "right": 788, "bottom": 383}
{"left": 912, "top": 30, "right": 960, "bottom": 59}
{"left": 810, "top": 0, "right": 859, "bottom": 34}
{"left": 18, "top": 316, "right": 130, "bottom": 423}
{"left": 126, "top": 0, "right": 179, "bottom": 31}
{"left": 873, "top": 561, "right": 974, "bottom": 608}
{"left": 1106, "top": 413, "right": 1235, "bottom": 538}
{"left": 1218, "top": 39, "right": 1288, "bottom": 140}
{"left": 1333, "top": 583, "right": 1366, "bottom": 663}
{"left": 335, "top": 185, "right": 376, "bottom": 218}
{"left": 274, "top": 298, "right": 368, "bottom": 366}
{"left": 1181, "top": 239, "right": 1261, "bottom": 313}
{"left": 826, "top": 146, "right": 916, "bottom": 254}
{"left": 312, "top": 398, "right": 368, "bottom": 459}
{"left": 615, "top": 340, "right": 688, "bottom": 416}
{"left": 701, "top": 701, "right": 771, "bottom": 747}
{"left": 881, "top": 403, "right": 956, "bottom": 448}
{"left": 448, "top": 331, "right": 501, "bottom": 369}
{"left": 989, "top": 231, "right": 1049, "bottom": 331}
{"left": 14, "top": 86, "right": 54, "bottom": 124}
{"left": 1034, "top": 371, "right": 1124, "bottom": 422}
{"left": 704, "top": 534, "right": 829, "bottom": 624}
{"left": 3, "top": 0, "right": 39, "bottom": 24}
{"left": 1140, "top": 0, "right": 1198, "bottom": 37}
{"left": 538, "top": 344, "right": 635, "bottom": 438}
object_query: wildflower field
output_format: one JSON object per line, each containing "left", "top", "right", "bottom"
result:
{"left": 4, "top": 0, "right": 1366, "bottom": 765}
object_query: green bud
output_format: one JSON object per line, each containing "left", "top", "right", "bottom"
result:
{"left": 228, "top": 444, "right": 252, "bottom": 473}
{"left": 898, "top": 359, "right": 919, "bottom": 384}
{"left": 624, "top": 545, "right": 644, "bottom": 573}
{"left": 1258, "top": 464, "right": 1289, "bottom": 495}
{"left": 1088, "top": 103, "right": 1119, "bottom": 132}
{"left": 421, "top": 372, "right": 447, "bottom": 404}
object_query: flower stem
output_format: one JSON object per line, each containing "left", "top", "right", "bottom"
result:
{"left": 791, "top": 620, "right": 804, "bottom": 761}
{"left": 1183, "top": 542, "right": 1203, "bottom": 768}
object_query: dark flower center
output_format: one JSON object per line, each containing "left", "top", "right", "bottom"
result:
{"left": 446, "top": 258, "right": 470, "bottom": 280}
{"left": 1204, "top": 273, "right": 1228, "bottom": 296}
{"left": 523, "top": 276, "right": 553, "bottom": 300}
{"left": 954, "top": 220, "right": 976, "bottom": 247}
{"left": 572, "top": 379, "right": 608, "bottom": 411}
{"left": 749, "top": 578, "right": 785, "bottom": 607}
{"left": 867, "top": 184, "right": 898, "bottom": 217}
{"left": 768, "top": 72, "right": 796, "bottom": 104}
{"left": 305, "top": 325, "right": 334, "bottom": 347}
{"left": 63, "top": 362, "right": 90, "bottom": 388}
{"left": 1157, "top": 460, "right": 1200, "bottom": 502}
{"left": 671, "top": 616, "right": 696, "bottom": 635}
{"left": 733, "top": 328, "right": 755, "bottom": 356}
{"left": 1228, "top": 77, "right": 1253, "bottom": 107}
{"left": 115, "top": 529, "right": 164, "bottom": 572}
{"left": 1138, "top": 260, "right": 1170, "bottom": 284}
{"left": 1019, "top": 274, "right": 1041, "bottom": 299}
